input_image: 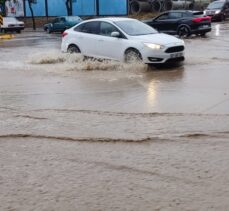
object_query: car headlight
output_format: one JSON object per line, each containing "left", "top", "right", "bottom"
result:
{"left": 144, "top": 43, "right": 164, "bottom": 50}
{"left": 180, "top": 40, "right": 185, "bottom": 46}
{"left": 215, "top": 10, "right": 221, "bottom": 14}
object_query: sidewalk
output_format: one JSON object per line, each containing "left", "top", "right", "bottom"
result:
{"left": 24, "top": 27, "right": 44, "bottom": 32}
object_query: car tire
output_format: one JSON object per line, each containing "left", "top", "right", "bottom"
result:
{"left": 177, "top": 25, "right": 190, "bottom": 38}
{"left": 125, "top": 49, "right": 142, "bottom": 63}
{"left": 1, "top": 28, "right": 6, "bottom": 33}
{"left": 47, "top": 27, "right": 52, "bottom": 34}
{"left": 200, "top": 32, "right": 206, "bottom": 37}
{"left": 220, "top": 14, "right": 225, "bottom": 21}
{"left": 16, "top": 30, "right": 21, "bottom": 33}
{"left": 67, "top": 45, "right": 81, "bottom": 54}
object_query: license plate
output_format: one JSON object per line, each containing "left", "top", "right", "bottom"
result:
{"left": 170, "top": 52, "right": 183, "bottom": 58}
{"left": 201, "top": 25, "right": 209, "bottom": 28}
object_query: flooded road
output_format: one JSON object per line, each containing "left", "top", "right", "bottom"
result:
{"left": 0, "top": 22, "right": 229, "bottom": 211}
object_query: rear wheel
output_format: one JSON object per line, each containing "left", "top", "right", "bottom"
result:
{"left": 200, "top": 32, "right": 206, "bottom": 37}
{"left": 67, "top": 45, "right": 80, "bottom": 54}
{"left": 177, "top": 25, "right": 190, "bottom": 38}
{"left": 125, "top": 49, "right": 142, "bottom": 63}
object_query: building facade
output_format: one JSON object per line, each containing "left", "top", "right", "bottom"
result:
{"left": 1, "top": 0, "right": 128, "bottom": 17}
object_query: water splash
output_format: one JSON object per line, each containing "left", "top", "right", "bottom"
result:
{"left": 29, "top": 50, "right": 148, "bottom": 72}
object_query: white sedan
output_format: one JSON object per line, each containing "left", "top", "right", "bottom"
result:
{"left": 0, "top": 17, "right": 25, "bottom": 33}
{"left": 61, "top": 17, "right": 185, "bottom": 65}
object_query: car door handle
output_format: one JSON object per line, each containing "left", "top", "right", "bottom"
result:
{"left": 98, "top": 39, "right": 104, "bottom": 42}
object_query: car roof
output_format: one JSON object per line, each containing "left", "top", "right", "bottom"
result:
{"left": 54, "top": 16, "right": 80, "bottom": 18}
{"left": 165, "top": 10, "right": 202, "bottom": 13}
{"left": 63, "top": 16, "right": 80, "bottom": 18}
{"left": 83, "top": 17, "right": 135, "bottom": 23}
{"left": 208, "top": 0, "right": 226, "bottom": 5}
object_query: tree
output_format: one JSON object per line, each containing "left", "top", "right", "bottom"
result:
{"left": 0, "top": 0, "right": 5, "bottom": 16}
{"left": 28, "top": 0, "right": 36, "bottom": 30}
{"left": 65, "top": 0, "right": 72, "bottom": 16}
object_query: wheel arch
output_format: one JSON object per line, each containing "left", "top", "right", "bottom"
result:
{"left": 124, "top": 47, "right": 142, "bottom": 59}
{"left": 177, "top": 24, "right": 191, "bottom": 32}
{"left": 67, "top": 43, "right": 81, "bottom": 53}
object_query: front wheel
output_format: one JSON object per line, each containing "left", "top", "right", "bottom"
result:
{"left": 220, "top": 14, "right": 225, "bottom": 21}
{"left": 177, "top": 25, "right": 190, "bottom": 38}
{"left": 67, "top": 45, "right": 81, "bottom": 54}
{"left": 1, "top": 28, "right": 6, "bottom": 33}
{"left": 47, "top": 27, "right": 52, "bottom": 34}
{"left": 125, "top": 49, "right": 142, "bottom": 63}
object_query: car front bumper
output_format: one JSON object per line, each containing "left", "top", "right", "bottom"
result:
{"left": 1, "top": 27, "right": 24, "bottom": 32}
{"left": 141, "top": 44, "right": 185, "bottom": 64}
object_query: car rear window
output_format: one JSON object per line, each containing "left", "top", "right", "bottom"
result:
{"left": 207, "top": 1, "right": 224, "bottom": 9}
{"left": 193, "top": 11, "right": 204, "bottom": 17}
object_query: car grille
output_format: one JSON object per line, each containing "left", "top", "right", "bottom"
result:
{"left": 165, "top": 46, "right": 184, "bottom": 53}
{"left": 206, "top": 11, "right": 215, "bottom": 15}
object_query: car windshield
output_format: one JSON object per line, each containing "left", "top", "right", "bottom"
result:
{"left": 114, "top": 20, "right": 157, "bottom": 36}
{"left": 207, "top": 1, "right": 224, "bottom": 9}
{"left": 3, "top": 17, "right": 17, "bottom": 22}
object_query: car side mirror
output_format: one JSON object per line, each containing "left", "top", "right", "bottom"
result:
{"left": 111, "top": 31, "right": 120, "bottom": 38}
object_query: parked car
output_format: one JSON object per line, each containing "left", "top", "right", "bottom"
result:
{"left": 43, "top": 16, "right": 82, "bottom": 33}
{"left": 143, "top": 10, "right": 211, "bottom": 37}
{"left": 61, "top": 18, "right": 185, "bottom": 65}
{"left": 204, "top": 0, "right": 229, "bottom": 21}
{"left": 0, "top": 17, "right": 24, "bottom": 33}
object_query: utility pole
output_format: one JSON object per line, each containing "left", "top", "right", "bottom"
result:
{"left": 28, "top": 0, "right": 36, "bottom": 30}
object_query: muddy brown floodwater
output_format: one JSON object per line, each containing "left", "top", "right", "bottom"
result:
{"left": 0, "top": 22, "right": 229, "bottom": 211}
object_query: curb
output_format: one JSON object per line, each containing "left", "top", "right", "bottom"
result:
{"left": 0, "top": 34, "right": 15, "bottom": 39}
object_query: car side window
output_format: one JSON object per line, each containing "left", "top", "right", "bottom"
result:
{"left": 168, "top": 12, "right": 183, "bottom": 19}
{"left": 99, "top": 22, "right": 118, "bottom": 36}
{"left": 156, "top": 13, "right": 169, "bottom": 20}
{"left": 182, "top": 12, "right": 191, "bottom": 17}
{"left": 52, "top": 18, "right": 59, "bottom": 23}
{"left": 60, "top": 17, "right": 66, "bottom": 23}
{"left": 74, "top": 21, "right": 100, "bottom": 34}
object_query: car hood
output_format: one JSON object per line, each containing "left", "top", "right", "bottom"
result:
{"left": 130, "top": 33, "right": 183, "bottom": 45}
{"left": 142, "top": 19, "right": 154, "bottom": 23}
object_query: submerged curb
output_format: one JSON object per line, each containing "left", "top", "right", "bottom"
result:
{"left": 0, "top": 34, "right": 15, "bottom": 39}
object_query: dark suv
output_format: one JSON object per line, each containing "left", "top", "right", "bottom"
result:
{"left": 143, "top": 10, "right": 211, "bottom": 37}
{"left": 204, "top": 0, "right": 229, "bottom": 21}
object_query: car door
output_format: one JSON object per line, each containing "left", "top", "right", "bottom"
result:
{"left": 150, "top": 13, "right": 170, "bottom": 32}
{"left": 166, "top": 12, "right": 183, "bottom": 34}
{"left": 74, "top": 21, "right": 100, "bottom": 56}
{"left": 95, "top": 21, "right": 127, "bottom": 60}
